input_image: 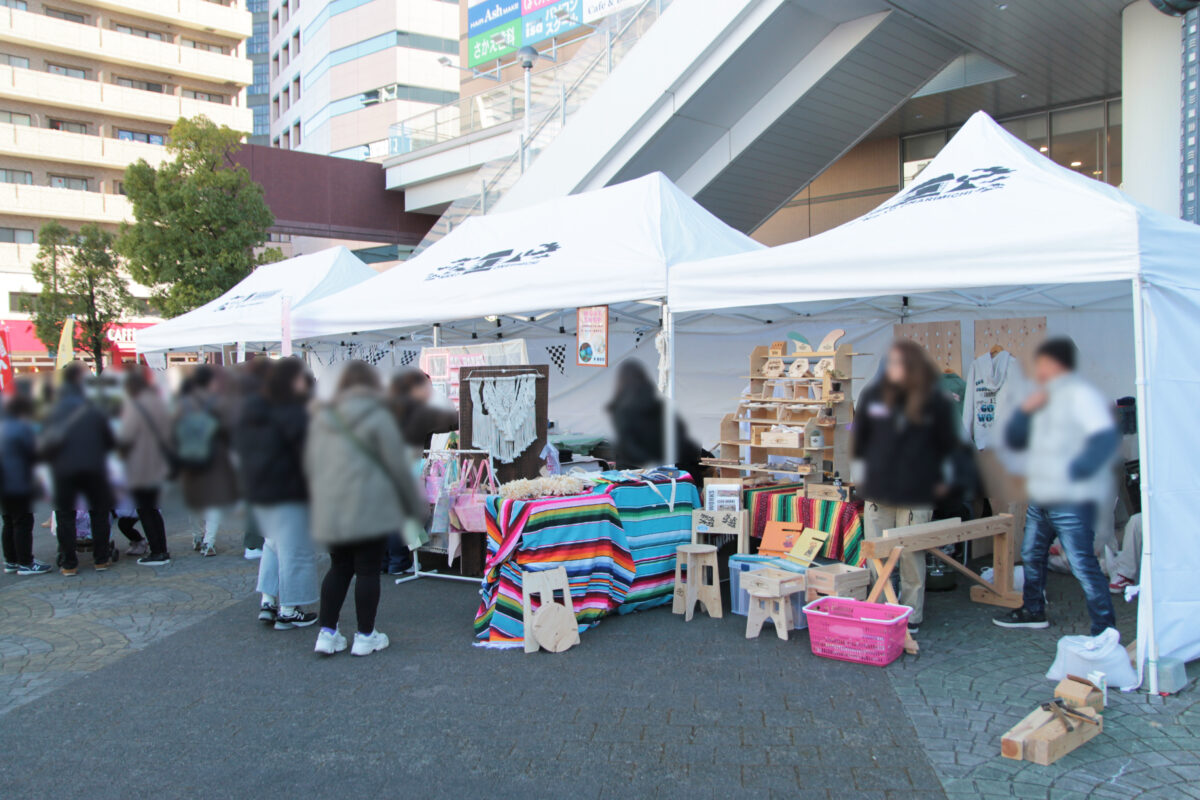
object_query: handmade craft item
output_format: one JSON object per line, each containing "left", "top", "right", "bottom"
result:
{"left": 469, "top": 374, "right": 538, "bottom": 463}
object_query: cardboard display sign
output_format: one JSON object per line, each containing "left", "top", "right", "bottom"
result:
{"left": 785, "top": 528, "right": 829, "bottom": 567}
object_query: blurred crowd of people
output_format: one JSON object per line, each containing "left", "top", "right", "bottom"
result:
{"left": 0, "top": 358, "right": 446, "bottom": 658}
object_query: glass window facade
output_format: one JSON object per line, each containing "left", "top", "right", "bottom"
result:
{"left": 902, "top": 99, "right": 1123, "bottom": 188}
{"left": 117, "top": 129, "right": 165, "bottom": 145}
{"left": 0, "top": 54, "right": 29, "bottom": 69}
{"left": 0, "top": 110, "right": 32, "bottom": 126}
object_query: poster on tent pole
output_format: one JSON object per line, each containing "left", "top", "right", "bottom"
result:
{"left": 576, "top": 305, "right": 608, "bottom": 367}
{"left": 0, "top": 328, "right": 13, "bottom": 394}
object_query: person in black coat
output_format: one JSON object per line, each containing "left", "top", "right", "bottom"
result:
{"left": 1, "top": 395, "right": 49, "bottom": 574}
{"left": 45, "top": 363, "right": 116, "bottom": 575}
{"left": 606, "top": 360, "right": 704, "bottom": 480}
{"left": 233, "top": 357, "right": 319, "bottom": 629}
{"left": 853, "top": 339, "right": 959, "bottom": 632}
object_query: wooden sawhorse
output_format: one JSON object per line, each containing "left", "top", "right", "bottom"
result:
{"left": 861, "top": 514, "right": 1021, "bottom": 655}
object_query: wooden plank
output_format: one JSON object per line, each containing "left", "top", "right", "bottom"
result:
{"left": 860, "top": 515, "right": 1013, "bottom": 559}
{"left": 1002, "top": 705, "right": 1102, "bottom": 765}
{"left": 866, "top": 547, "right": 903, "bottom": 603}
{"left": 974, "top": 316, "right": 1047, "bottom": 370}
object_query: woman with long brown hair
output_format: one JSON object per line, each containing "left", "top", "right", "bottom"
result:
{"left": 852, "top": 339, "right": 959, "bottom": 633}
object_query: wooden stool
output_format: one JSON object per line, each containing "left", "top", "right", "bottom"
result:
{"left": 746, "top": 591, "right": 795, "bottom": 640}
{"left": 672, "top": 544, "right": 722, "bottom": 621}
{"left": 522, "top": 566, "right": 580, "bottom": 654}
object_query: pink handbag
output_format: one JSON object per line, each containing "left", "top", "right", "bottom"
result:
{"left": 423, "top": 458, "right": 446, "bottom": 504}
{"left": 451, "top": 459, "right": 499, "bottom": 532}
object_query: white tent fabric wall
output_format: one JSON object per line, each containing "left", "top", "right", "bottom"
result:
{"left": 289, "top": 172, "right": 763, "bottom": 344}
{"left": 136, "top": 246, "right": 378, "bottom": 354}
{"left": 668, "top": 111, "right": 1200, "bottom": 680}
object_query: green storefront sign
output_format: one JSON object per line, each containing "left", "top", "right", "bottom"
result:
{"left": 468, "top": 18, "right": 521, "bottom": 67}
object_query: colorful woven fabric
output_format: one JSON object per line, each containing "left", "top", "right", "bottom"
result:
{"left": 591, "top": 469, "right": 701, "bottom": 614}
{"left": 473, "top": 493, "right": 635, "bottom": 645}
{"left": 746, "top": 483, "right": 805, "bottom": 538}
{"left": 746, "top": 488, "right": 866, "bottom": 567}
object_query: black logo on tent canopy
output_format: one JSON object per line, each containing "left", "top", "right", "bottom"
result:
{"left": 424, "top": 242, "right": 562, "bottom": 281}
{"left": 864, "top": 166, "right": 1014, "bottom": 219}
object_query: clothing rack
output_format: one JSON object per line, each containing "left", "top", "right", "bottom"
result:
{"left": 394, "top": 448, "right": 494, "bottom": 587}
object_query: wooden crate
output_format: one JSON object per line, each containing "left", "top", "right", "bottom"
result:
{"left": 805, "top": 562, "right": 870, "bottom": 601}
{"left": 741, "top": 567, "right": 805, "bottom": 597}
{"left": 760, "top": 430, "right": 802, "bottom": 448}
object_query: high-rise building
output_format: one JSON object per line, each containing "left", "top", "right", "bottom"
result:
{"left": 0, "top": 0, "right": 253, "bottom": 369}
{"left": 266, "top": 0, "right": 459, "bottom": 159}
{"left": 248, "top": 0, "right": 270, "bottom": 144}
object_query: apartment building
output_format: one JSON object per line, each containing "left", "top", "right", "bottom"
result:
{"left": 267, "top": 0, "right": 459, "bottom": 160}
{"left": 0, "top": 0, "right": 252, "bottom": 367}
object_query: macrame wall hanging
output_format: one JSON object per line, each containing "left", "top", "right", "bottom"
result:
{"left": 469, "top": 374, "right": 538, "bottom": 463}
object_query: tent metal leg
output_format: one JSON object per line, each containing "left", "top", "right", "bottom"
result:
{"left": 394, "top": 547, "right": 481, "bottom": 585}
{"left": 1131, "top": 276, "right": 1158, "bottom": 695}
{"left": 663, "top": 302, "right": 677, "bottom": 466}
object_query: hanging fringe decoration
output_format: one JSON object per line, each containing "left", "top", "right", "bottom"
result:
{"left": 469, "top": 374, "right": 538, "bottom": 463}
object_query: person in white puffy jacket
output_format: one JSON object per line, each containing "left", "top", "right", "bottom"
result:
{"left": 992, "top": 338, "right": 1118, "bottom": 635}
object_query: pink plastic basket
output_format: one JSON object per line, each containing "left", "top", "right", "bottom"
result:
{"left": 802, "top": 596, "right": 913, "bottom": 667}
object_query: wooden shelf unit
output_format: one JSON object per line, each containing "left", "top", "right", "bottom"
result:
{"left": 705, "top": 340, "right": 856, "bottom": 487}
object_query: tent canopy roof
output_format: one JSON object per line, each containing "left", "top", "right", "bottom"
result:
{"left": 291, "top": 172, "right": 762, "bottom": 343}
{"left": 668, "top": 112, "right": 1200, "bottom": 315}
{"left": 136, "top": 246, "right": 377, "bottom": 353}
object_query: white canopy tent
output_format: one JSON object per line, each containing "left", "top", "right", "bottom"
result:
{"left": 290, "top": 172, "right": 763, "bottom": 344}
{"left": 668, "top": 111, "right": 1200, "bottom": 691}
{"left": 136, "top": 246, "right": 377, "bottom": 354}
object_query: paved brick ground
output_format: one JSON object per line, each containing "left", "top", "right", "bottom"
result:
{"left": 1, "top": 501, "right": 1197, "bottom": 798}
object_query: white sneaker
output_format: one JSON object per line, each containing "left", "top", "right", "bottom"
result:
{"left": 351, "top": 630, "right": 389, "bottom": 657}
{"left": 314, "top": 628, "right": 348, "bottom": 655}
{"left": 243, "top": 548, "right": 263, "bottom": 560}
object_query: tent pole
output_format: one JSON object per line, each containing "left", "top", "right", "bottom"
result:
{"left": 1131, "top": 275, "right": 1158, "bottom": 695}
{"left": 432, "top": 323, "right": 441, "bottom": 347}
{"left": 663, "top": 301, "right": 677, "bottom": 468}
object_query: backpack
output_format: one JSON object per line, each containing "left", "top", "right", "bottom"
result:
{"left": 174, "top": 402, "right": 220, "bottom": 471}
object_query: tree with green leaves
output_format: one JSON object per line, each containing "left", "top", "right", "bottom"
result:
{"left": 65, "top": 225, "right": 133, "bottom": 373}
{"left": 118, "top": 116, "right": 280, "bottom": 317}
{"left": 29, "top": 220, "right": 75, "bottom": 356}
{"left": 31, "top": 223, "right": 133, "bottom": 373}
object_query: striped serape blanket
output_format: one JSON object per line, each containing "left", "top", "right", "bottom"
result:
{"left": 473, "top": 493, "right": 635, "bottom": 647}
{"left": 746, "top": 489, "right": 866, "bottom": 567}
{"left": 591, "top": 469, "right": 701, "bottom": 614}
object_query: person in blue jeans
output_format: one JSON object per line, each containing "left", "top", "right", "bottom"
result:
{"left": 993, "top": 337, "right": 1118, "bottom": 635}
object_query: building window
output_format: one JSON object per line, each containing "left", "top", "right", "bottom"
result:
{"left": 292, "top": 76, "right": 300, "bottom": 101}
{"left": 115, "top": 76, "right": 165, "bottom": 93}
{"left": 248, "top": 0, "right": 267, "bottom": 12}
{"left": 281, "top": 0, "right": 289, "bottom": 24}
{"left": 253, "top": 105, "right": 268, "bottom": 136}
{"left": 0, "top": 110, "right": 32, "bottom": 126}
{"left": 249, "top": 21, "right": 269, "bottom": 53}
{"left": 271, "top": 95, "right": 279, "bottom": 120}
{"left": 49, "top": 118, "right": 87, "bottom": 134}
{"left": 47, "top": 63, "right": 88, "bottom": 80}
{"left": 251, "top": 62, "right": 269, "bottom": 95}
{"left": 0, "top": 54, "right": 30, "bottom": 69}
{"left": 282, "top": 86, "right": 289, "bottom": 110}
{"left": 282, "top": 129, "right": 290, "bottom": 149}
{"left": 45, "top": 7, "right": 86, "bottom": 24}
{"left": 901, "top": 132, "right": 946, "bottom": 188}
{"left": 182, "top": 89, "right": 227, "bottom": 104}
{"left": 183, "top": 39, "right": 227, "bottom": 55}
{"left": 117, "top": 129, "right": 165, "bottom": 145}
{"left": 292, "top": 31, "right": 300, "bottom": 55}
{"left": 0, "top": 1, "right": 29, "bottom": 10}
{"left": 0, "top": 168, "right": 32, "bottom": 185}
{"left": 292, "top": 121, "right": 300, "bottom": 147}
{"left": 272, "top": 136, "right": 280, "bottom": 148}
{"left": 282, "top": 43, "right": 290, "bottom": 68}
{"left": 0, "top": 227, "right": 35, "bottom": 244}
{"left": 1107, "top": 100, "right": 1122, "bottom": 188}
{"left": 115, "top": 24, "right": 168, "bottom": 42}
{"left": 49, "top": 174, "right": 89, "bottom": 191}
{"left": 271, "top": 11, "right": 279, "bottom": 37}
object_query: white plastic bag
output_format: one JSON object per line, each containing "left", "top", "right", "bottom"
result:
{"left": 1046, "top": 627, "right": 1138, "bottom": 691}
{"left": 981, "top": 565, "right": 1024, "bottom": 591}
